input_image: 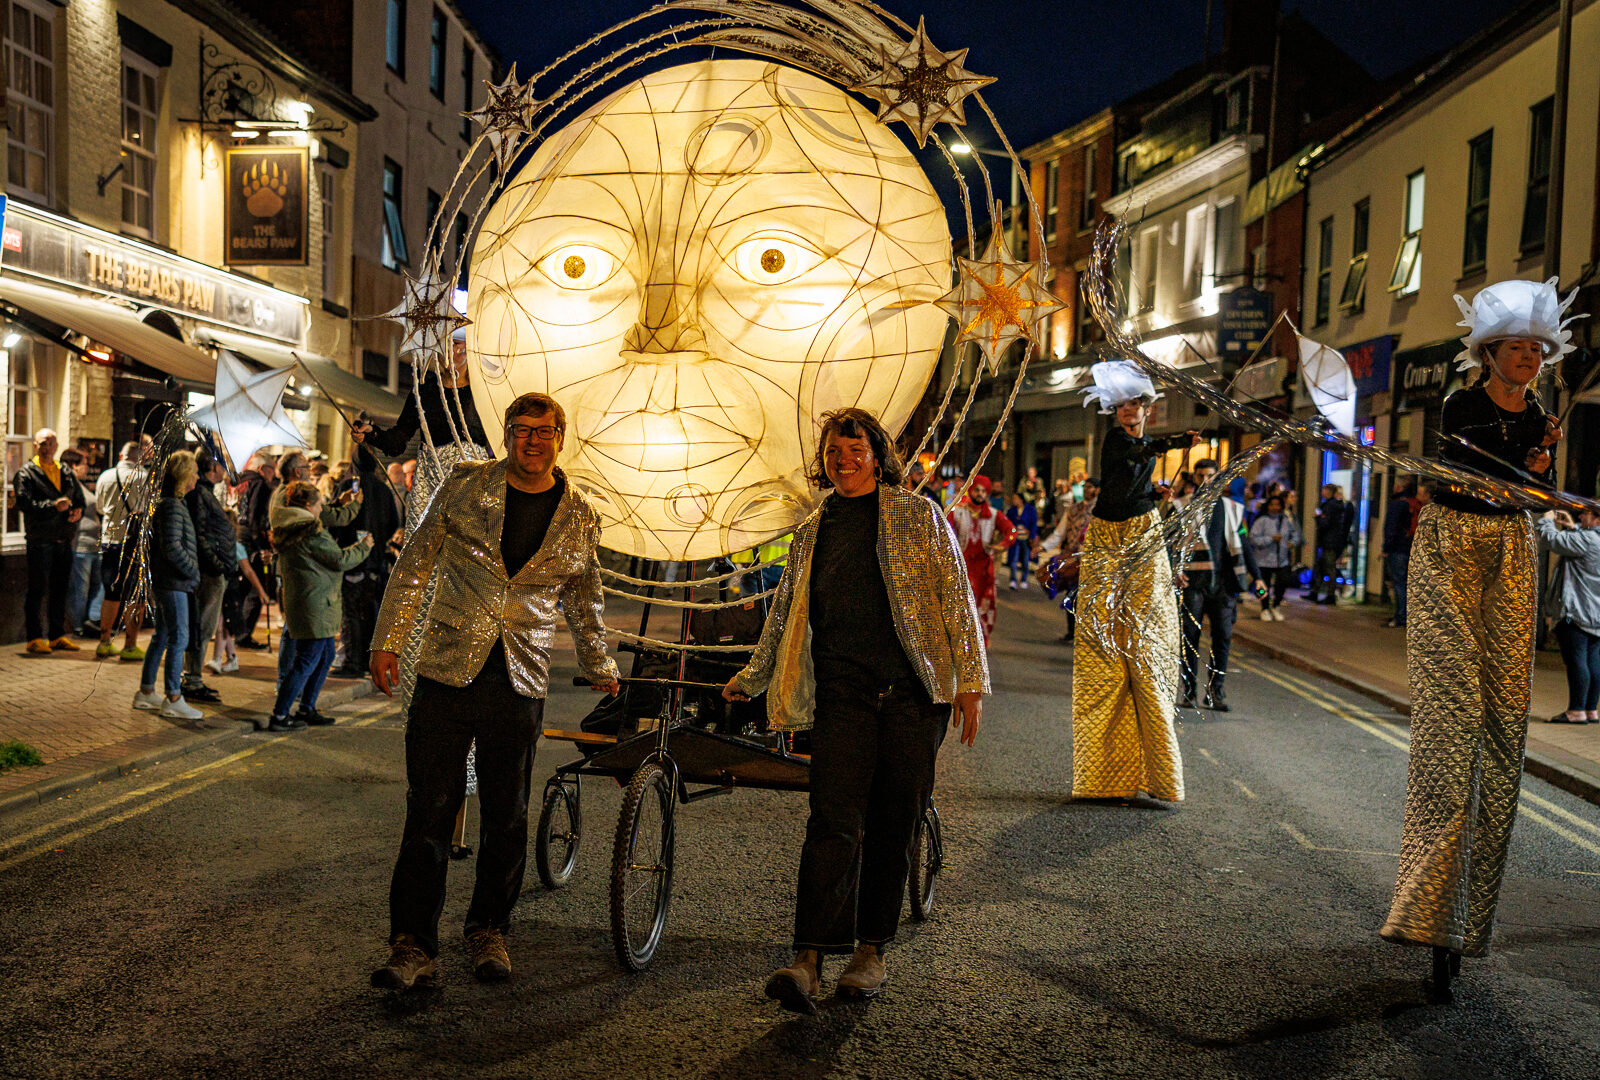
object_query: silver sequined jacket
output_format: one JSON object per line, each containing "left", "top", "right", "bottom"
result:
{"left": 733, "top": 484, "right": 990, "bottom": 730}
{"left": 372, "top": 460, "right": 619, "bottom": 698}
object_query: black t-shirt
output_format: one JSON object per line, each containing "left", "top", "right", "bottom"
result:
{"left": 1094, "top": 428, "right": 1190, "bottom": 522}
{"left": 501, "top": 476, "right": 565, "bottom": 577}
{"left": 809, "top": 489, "right": 915, "bottom": 685}
{"left": 1437, "top": 385, "right": 1553, "bottom": 516}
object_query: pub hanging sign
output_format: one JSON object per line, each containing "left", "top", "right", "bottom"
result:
{"left": 225, "top": 146, "right": 309, "bottom": 267}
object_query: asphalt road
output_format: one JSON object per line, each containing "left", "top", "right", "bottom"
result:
{"left": 2, "top": 590, "right": 1599, "bottom": 1080}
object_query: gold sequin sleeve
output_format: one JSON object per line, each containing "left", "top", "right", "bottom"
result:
{"left": 371, "top": 466, "right": 456, "bottom": 656}
{"left": 558, "top": 513, "right": 621, "bottom": 685}
{"left": 923, "top": 497, "right": 990, "bottom": 695}
{"left": 733, "top": 512, "right": 816, "bottom": 698}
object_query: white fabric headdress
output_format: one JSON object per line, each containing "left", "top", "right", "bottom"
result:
{"left": 1452, "top": 277, "right": 1582, "bottom": 371}
{"left": 1081, "top": 359, "right": 1160, "bottom": 414}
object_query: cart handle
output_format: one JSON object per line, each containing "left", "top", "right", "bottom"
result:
{"left": 572, "top": 676, "right": 728, "bottom": 690}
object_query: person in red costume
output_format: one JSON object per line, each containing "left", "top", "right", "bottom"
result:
{"left": 948, "top": 475, "right": 1014, "bottom": 645}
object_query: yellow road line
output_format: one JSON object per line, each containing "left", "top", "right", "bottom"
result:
{"left": 1277, "top": 821, "right": 1396, "bottom": 857}
{"left": 1197, "top": 748, "right": 1218, "bottom": 764}
{"left": 1230, "top": 778, "right": 1257, "bottom": 800}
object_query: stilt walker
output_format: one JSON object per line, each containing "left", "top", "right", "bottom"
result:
{"left": 1070, "top": 361, "right": 1198, "bottom": 802}
{"left": 948, "top": 475, "right": 1013, "bottom": 646}
{"left": 1381, "top": 278, "right": 1574, "bottom": 1000}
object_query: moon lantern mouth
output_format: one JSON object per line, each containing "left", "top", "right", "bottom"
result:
{"left": 568, "top": 358, "right": 766, "bottom": 474}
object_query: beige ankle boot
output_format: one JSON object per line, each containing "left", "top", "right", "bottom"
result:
{"left": 836, "top": 943, "right": 886, "bottom": 998}
{"left": 765, "top": 948, "right": 821, "bottom": 1014}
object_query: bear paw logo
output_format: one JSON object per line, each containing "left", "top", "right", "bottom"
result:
{"left": 242, "top": 162, "right": 289, "bottom": 218}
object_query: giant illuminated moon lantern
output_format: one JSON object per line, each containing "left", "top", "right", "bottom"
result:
{"left": 466, "top": 60, "right": 952, "bottom": 562}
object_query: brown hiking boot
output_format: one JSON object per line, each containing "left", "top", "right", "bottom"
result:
{"left": 467, "top": 928, "right": 511, "bottom": 982}
{"left": 764, "top": 949, "right": 821, "bottom": 1015}
{"left": 836, "top": 943, "right": 886, "bottom": 999}
{"left": 370, "top": 934, "right": 435, "bottom": 990}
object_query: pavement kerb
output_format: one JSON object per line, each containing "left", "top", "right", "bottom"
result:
{"left": 1235, "top": 635, "right": 1600, "bottom": 808}
{"left": 0, "top": 680, "right": 375, "bottom": 819}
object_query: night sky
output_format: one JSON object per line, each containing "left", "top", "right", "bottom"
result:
{"left": 453, "top": 0, "right": 1526, "bottom": 151}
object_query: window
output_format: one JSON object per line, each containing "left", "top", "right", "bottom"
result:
{"left": 428, "top": 8, "right": 446, "bottom": 100}
{"left": 362, "top": 349, "right": 391, "bottom": 388}
{"left": 120, "top": 52, "right": 158, "bottom": 237}
{"left": 1182, "top": 204, "right": 1208, "bottom": 301}
{"left": 1223, "top": 82, "right": 1247, "bottom": 133}
{"left": 1314, "top": 216, "right": 1334, "bottom": 325}
{"left": 1135, "top": 227, "right": 1158, "bottom": 313}
{"left": 1520, "top": 97, "right": 1554, "bottom": 253}
{"left": 460, "top": 41, "right": 474, "bottom": 141}
{"left": 1388, "top": 169, "right": 1424, "bottom": 295}
{"left": 1339, "top": 198, "right": 1370, "bottom": 312}
{"left": 385, "top": 0, "right": 406, "bottom": 76}
{"left": 318, "top": 164, "right": 337, "bottom": 299}
{"left": 1462, "top": 131, "right": 1492, "bottom": 273}
{"left": 1075, "top": 273, "right": 1096, "bottom": 352}
{"left": 1043, "top": 158, "right": 1059, "bottom": 245}
{"left": 6, "top": 0, "right": 55, "bottom": 202}
{"left": 1080, "top": 143, "right": 1097, "bottom": 230}
{"left": 426, "top": 188, "right": 442, "bottom": 245}
{"left": 381, "top": 158, "right": 408, "bottom": 269}
{"left": 1212, "top": 197, "right": 1240, "bottom": 284}
{"left": 453, "top": 210, "right": 469, "bottom": 278}
{"left": 4, "top": 339, "right": 51, "bottom": 543}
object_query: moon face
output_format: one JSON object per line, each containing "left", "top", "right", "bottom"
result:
{"left": 467, "top": 59, "right": 952, "bottom": 561}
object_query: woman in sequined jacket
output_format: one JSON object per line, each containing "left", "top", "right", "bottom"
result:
{"left": 725, "top": 408, "right": 987, "bottom": 1014}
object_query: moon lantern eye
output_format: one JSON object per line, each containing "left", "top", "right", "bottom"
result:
{"left": 731, "top": 235, "right": 822, "bottom": 286}
{"left": 535, "top": 244, "right": 619, "bottom": 290}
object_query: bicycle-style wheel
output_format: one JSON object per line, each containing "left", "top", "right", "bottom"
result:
{"left": 908, "top": 800, "right": 943, "bottom": 921}
{"left": 610, "top": 761, "right": 675, "bottom": 971}
{"left": 535, "top": 781, "right": 581, "bottom": 889}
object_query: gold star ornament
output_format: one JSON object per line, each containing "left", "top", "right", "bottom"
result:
{"left": 849, "top": 17, "right": 995, "bottom": 148}
{"left": 377, "top": 269, "right": 471, "bottom": 367}
{"left": 933, "top": 225, "right": 1063, "bottom": 374}
{"left": 465, "top": 63, "right": 539, "bottom": 171}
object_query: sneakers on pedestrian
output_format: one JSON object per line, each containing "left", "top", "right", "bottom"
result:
{"left": 266, "top": 715, "right": 308, "bottom": 733}
{"left": 765, "top": 949, "right": 821, "bottom": 1015}
{"left": 1259, "top": 608, "right": 1274, "bottom": 621}
{"left": 49, "top": 636, "right": 80, "bottom": 652}
{"left": 203, "top": 658, "right": 223, "bottom": 676}
{"left": 467, "top": 928, "right": 512, "bottom": 982}
{"left": 236, "top": 636, "right": 268, "bottom": 650}
{"left": 78, "top": 621, "right": 101, "bottom": 638}
{"left": 371, "top": 934, "right": 436, "bottom": 991}
{"left": 1007, "top": 581, "right": 1018, "bottom": 590}
{"left": 181, "top": 682, "right": 222, "bottom": 704}
{"left": 220, "top": 656, "right": 239, "bottom": 673}
{"left": 1019, "top": 580, "right": 1029, "bottom": 590}
{"left": 295, "top": 708, "right": 336, "bottom": 726}
{"left": 132, "top": 688, "right": 164, "bottom": 711}
{"left": 1270, "top": 608, "right": 1285, "bottom": 622}
{"left": 119, "top": 645, "right": 145, "bottom": 661}
{"left": 25, "top": 638, "right": 50, "bottom": 654}
{"left": 95, "top": 640, "right": 118, "bottom": 659}
{"left": 159, "top": 696, "right": 203, "bottom": 720}
{"left": 1203, "top": 684, "right": 1230, "bottom": 712}
{"left": 836, "top": 943, "right": 887, "bottom": 999}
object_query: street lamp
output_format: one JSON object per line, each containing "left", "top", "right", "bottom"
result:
{"left": 950, "top": 142, "right": 1023, "bottom": 255}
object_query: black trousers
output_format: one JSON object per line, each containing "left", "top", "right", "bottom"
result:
{"left": 795, "top": 675, "right": 947, "bottom": 953}
{"left": 1180, "top": 575, "right": 1237, "bottom": 694}
{"left": 24, "top": 539, "right": 73, "bottom": 641}
{"left": 388, "top": 641, "right": 543, "bottom": 957}
{"left": 339, "top": 573, "right": 384, "bottom": 669}
{"left": 1309, "top": 546, "right": 1345, "bottom": 600}
{"left": 237, "top": 551, "right": 271, "bottom": 639}
{"left": 1258, "top": 566, "right": 1295, "bottom": 609}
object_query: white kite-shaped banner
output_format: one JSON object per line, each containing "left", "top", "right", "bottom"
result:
{"left": 188, "top": 351, "right": 307, "bottom": 473}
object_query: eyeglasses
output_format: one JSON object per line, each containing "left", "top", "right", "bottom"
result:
{"left": 507, "top": 423, "right": 561, "bottom": 442}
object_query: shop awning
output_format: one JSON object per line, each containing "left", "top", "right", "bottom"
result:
{"left": 194, "top": 329, "right": 403, "bottom": 423}
{"left": 0, "top": 273, "right": 216, "bottom": 384}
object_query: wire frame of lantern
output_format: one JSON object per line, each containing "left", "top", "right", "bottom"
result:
{"left": 389, "top": 0, "right": 1060, "bottom": 608}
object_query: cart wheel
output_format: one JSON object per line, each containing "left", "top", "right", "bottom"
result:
{"left": 536, "top": 781, "right": 581, "bottom": 889}
{"left": 610, "top": 761, "right": 675, "bottom": 971}
{"left": 908, "top": 800, "right": 943, "bottom": 921}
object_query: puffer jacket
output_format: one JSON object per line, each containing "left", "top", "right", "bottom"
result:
{"left": 270, "top": 504, "right": 369, "bottom": 640}
{"left": 184, "top": 482, "right": 235, "bottom": 578}
{"left": 150, "top": 496, "right": 200, "bottom": 593}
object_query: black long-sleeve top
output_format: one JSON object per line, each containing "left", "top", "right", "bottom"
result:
{"left": 1436, "top": 384, "right": 1554, "bottom": 517}
{"left": 364, "top": 377, "right": 488, "bottom": 456}
{"left": 1093, "top": 427, "right": 1192, "bottom": 522}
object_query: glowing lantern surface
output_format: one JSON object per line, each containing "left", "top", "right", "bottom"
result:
{"left": 467, "top": 59, "right": 952, "bottom": 561}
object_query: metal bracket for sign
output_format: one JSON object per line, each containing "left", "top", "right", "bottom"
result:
{"left": 181, "top": 38, "right": 348, "bottom": 176}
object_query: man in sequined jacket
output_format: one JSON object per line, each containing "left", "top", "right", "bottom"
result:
{"left": 368, "top": 391, "right": 619, "bottom": 992}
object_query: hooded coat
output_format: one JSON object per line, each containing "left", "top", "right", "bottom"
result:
{"left": 270, "top": 504, "right": 369, "bottom": 640}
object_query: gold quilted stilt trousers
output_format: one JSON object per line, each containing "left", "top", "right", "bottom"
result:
{"left": 1071, "top": 511, "right": 1184, "bottom": 802}
{"left": 1382, "top": 504, "right": 1533, "bottom": 957}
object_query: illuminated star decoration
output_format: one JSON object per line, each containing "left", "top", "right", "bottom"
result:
{"left": 849, "top": 17, "right": 995, "bottom": 148}
{"left": 377, "top": 270, "right": 471, "bottom": 372}
{"left": 465, "top": 63, "right": 539, "bottom": 172}
{"left": 933, "top": 224, "right": 1063, "bottom": 374}
{"left": 188, "top": 351, "right": 306, "bottom": 476}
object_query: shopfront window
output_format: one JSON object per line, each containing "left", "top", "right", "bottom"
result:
{"left": 120, "top": 52, "right": 159, "bottom": 237}
{"left": 3, "top": 339, "right": 52, "bottom": 545}
{"left": 6, "top": 0, "right": 55, "bottom": 204}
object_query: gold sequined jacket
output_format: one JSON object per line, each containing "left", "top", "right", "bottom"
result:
{"left": 372, "top": 460, "right": 618, "bottom": 698}
{"left": 733, "top": 484, "right": 990, "bottom": 730}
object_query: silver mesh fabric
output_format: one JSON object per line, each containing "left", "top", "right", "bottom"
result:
{"left": 1071, "top": 510, "right": 1184, "bottom": 802}
{"left": 1382, "top": 503, "right": 1533, "bottom": 956}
